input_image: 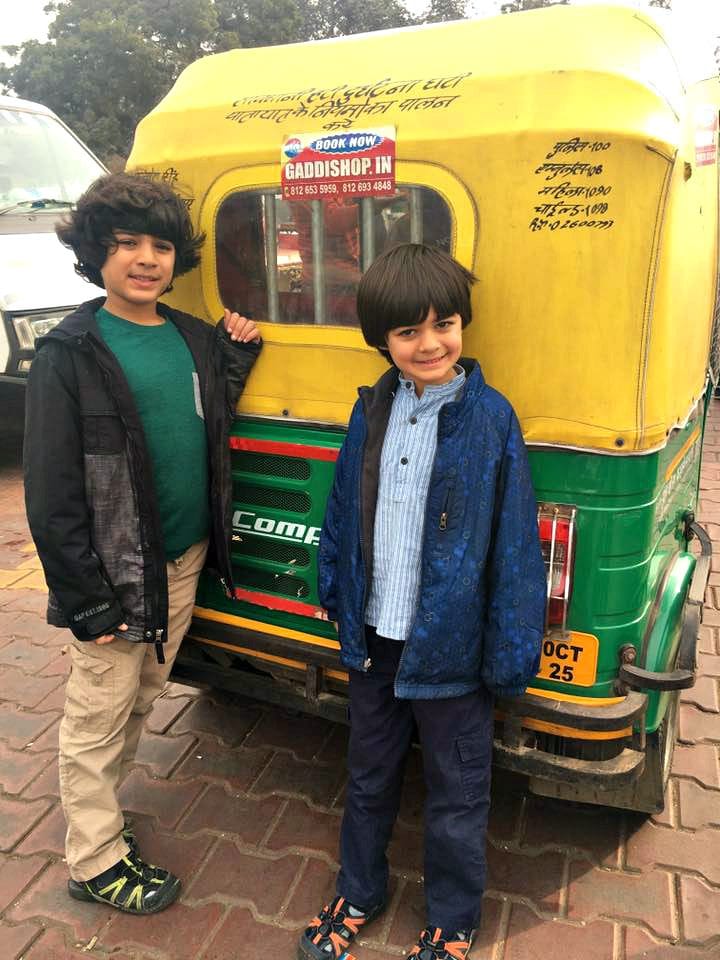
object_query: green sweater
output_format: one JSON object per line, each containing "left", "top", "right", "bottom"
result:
{"left": 96, "top": 307, "right": 210, "bottom": 560}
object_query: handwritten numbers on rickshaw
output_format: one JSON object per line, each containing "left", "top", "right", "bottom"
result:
{"left": 530, "top": 136, "right": 616, "bottom": 234}
{"left": 537, "top": 632, "right": 599, "bottom": 687}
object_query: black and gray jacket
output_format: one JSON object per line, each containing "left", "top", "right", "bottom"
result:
{"left": 24, "top": 297, "right": 261, "bottom": 661}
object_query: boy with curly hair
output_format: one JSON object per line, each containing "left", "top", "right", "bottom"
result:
{"left": 24, "top": 172, "right": 261, "bottom": 914}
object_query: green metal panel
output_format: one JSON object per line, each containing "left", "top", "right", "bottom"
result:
{"left": 196, "top": 404, "right": 705, "bottom": 731}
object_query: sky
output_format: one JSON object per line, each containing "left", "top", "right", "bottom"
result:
{"left": 2, "top": 0, "right": 720, "bottom": 65}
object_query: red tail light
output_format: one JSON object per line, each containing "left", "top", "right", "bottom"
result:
{"left": 537, "top": 504, "right": 577, "bottom": 629}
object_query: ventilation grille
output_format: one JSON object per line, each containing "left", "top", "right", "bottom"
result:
{"left": 236, "top": 451, "right": 311, "bottom": 481}
{"left": 233, "top": 481, "right": 311, "bottom": 514}
{"left": 236, "top": 567, "right": 310, "bottom": 598}
{"left": 234, "top": 535, "right": 310, "bottom": 567}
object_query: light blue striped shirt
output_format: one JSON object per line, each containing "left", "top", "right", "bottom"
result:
{"left": 365, "top": 367, "right": 466, "bottom": 642}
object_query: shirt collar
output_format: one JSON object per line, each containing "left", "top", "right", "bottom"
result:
{"left": 397, "top": 365, "right": 466, "bottom": 404}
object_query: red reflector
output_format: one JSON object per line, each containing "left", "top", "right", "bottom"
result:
{"left": 538, "top": 510, "right": 575, "bottom": 627}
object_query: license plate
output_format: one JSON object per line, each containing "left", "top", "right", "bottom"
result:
{"left": 536, "top": 631, "right": 599, "bottom": 686}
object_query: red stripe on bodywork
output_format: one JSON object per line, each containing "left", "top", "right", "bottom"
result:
{"left": 233, "top": 588, "right": 325, "bottom": 618}
{"left": 229, "top": 437, "right": 339, "bottom": 462}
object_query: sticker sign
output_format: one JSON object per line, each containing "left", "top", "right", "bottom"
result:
{"left": 281, "top": 126, "right": 396, "bottom": 202}
{"left": 695, "top": 105, "right": 718, "bottom": 167}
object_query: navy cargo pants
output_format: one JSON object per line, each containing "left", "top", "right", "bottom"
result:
{"left": 337, "top": 627, "right": 494, "bottom": 932}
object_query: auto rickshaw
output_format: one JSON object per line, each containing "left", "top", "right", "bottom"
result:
{"left": 127, "top": 3, "right": 718, "bottom": 812}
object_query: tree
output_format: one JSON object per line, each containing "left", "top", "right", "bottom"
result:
{"left": 308, "top": 0, "right": 411, "bottom": 38}
{"left": 1, "top": 0, "right": 419, "bottom": 163}
{"left": 421, "top": 0, "right": 470, "bottom": 24}
{"left": 500, "top": 0, "right": 568, "bottom": 12}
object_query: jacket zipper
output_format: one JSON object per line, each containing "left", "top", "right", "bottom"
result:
{"left": 439, "top": 486, "right": 453, "bottom": 530}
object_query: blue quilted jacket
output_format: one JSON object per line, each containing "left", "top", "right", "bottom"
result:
{"left": 319, "top": 359, "right": 546, "bottom": 699}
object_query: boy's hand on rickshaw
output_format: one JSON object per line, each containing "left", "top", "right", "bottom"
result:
{"left": 223, "top": 309, "right": 261, "bottom": 344}
{"left": 95, "top": 623, "right": 128, "bottom": 645}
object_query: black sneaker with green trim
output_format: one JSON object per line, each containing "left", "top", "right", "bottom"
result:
{"left": 67, "top": 851, "right": 181, "bottom": 914}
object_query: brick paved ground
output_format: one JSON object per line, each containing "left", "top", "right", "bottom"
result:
{"left": 1, "top": 403, "right": 720, "bottom": 960}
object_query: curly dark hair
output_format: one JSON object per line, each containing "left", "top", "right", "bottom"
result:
{"left": 56, "top": 172, "right": 205, "bottom": 288}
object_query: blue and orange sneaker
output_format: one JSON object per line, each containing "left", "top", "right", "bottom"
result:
{"left": 297, "top": 894, "right": 384, "bottom": 959}
{"left": 408, "top": 926, "right": 474, "bottom": 959}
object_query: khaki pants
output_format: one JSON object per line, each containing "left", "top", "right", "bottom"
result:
{"left": 58, "top": 538, "right": 208, "bottom": 881}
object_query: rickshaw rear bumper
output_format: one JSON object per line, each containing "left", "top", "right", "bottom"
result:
{"left": 493, "top": 690, "right": 648, "bottom": 788}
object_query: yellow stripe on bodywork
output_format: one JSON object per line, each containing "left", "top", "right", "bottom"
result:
{"left": 664, "top": 425, "right": 701, "bottom": 481}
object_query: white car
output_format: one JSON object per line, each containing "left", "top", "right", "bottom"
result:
{"left": 0, "top": 95, "right": 106, "bottom": 385}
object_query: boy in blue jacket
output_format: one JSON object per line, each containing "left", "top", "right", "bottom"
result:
{"left": 297, "top": 244, "right": 545, "bottom": 960}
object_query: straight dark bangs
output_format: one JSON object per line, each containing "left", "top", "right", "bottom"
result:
{"left": 358, "top": 244, "right": 474, "bottom": 349}
{"left": 379, "top": 262, "right": 465, "bottom": 330}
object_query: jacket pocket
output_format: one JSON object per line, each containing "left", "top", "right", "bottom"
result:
{"left": 81, "top": 413, "right": 125, "bottom": 454}
{"left": 64, "top": 644, "right": 116, "bottom": 734}
{"left": 456, "top": 731, "right": 492, "bottom": 803}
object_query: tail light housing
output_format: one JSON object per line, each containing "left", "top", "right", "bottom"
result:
{"left": 537, "top": 503, "right": 577, "bottom": 630}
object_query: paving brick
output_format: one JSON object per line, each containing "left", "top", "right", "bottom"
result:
{"left": 679, "top": 704, "right": 720, "bottom": 743}
{"left": 677, "top": 780, "right": 720, "bottom": 830}
{"left": 0, "top": 795, "right": 53, "bottom": 852}
{"left": 38, "top": 651, "right": 71, "bottom": 678}
{"left": 0, "top": 703, "right": 56, "bottom": 748}
{"left": 172, "top": 693, "right": 261, "bottom": 746}
{"left": 33, "top": 683, "right": 67, "bottom": 714}
{"left": 0, "top": 664, "right": 63, "bottom": 709}
{"left": 244, "top": 709, "right": 334, "bottom": 761}
{"left": 265, "top": 797, "right": 341, "bottom": 860}
{"left": 204, "top": 906, "right": 299, "bottom": 960}
{"left": 698, "top": 651, "right": 720, "bottom": 677}
{"left": 23, "top": 715, "right": 60, "bottom": 752}
{"left": 103, "top": 900, "right": 224, "bottom": 959}
{"left": 251, "top": 751, "right": 346, "bottom": 807}
{"left": 680, "top": 874, "right": 720, "bottom": 944}
{"left": 16, "top": 802, "right": 66, "bottom": 857}
{"left": 0, "top": 741, "right": 54, "bottom": 794}
{"left": 173, "top": 735, "right": 272, "bottom": 791}
{"left": 0, "top": 919, "right": 41, "bottom": 959}
{"left": 187, "top": 838, "right": 303, "bottom": 915}
{"left": 3, "top": 614, "right": 65, "bottom": 646}
{"left": 671, "top": 743, "right": 720, "bottom": 788}
{"left": 146, "top": 691, "right": 193, "bottom": 733}
{"left": 282, "top": 857, "right": 336, "bottom": 926}
{"left": 21, "top": 926, "right": 112, "bottom": 960}
{"left": 6, "top": 860, "right": 108, "bottom": 942}
{"left": 697, "top": 626, "right": 718, "bottom": 655}
{"left": 0, "top": 853, "right": 48, "bottom": 912}
{"left": 567, "top": 861, "right": 673, "bottom": 938}
{"left": 117, "top": 768, "right": 206, "bottom": 829}
{"left": 486, "top": 843, "right": 565, "bottom": 915}
{"left": 123, "top": 817, "right": 211, "bottom": 880}
{"left": 700, "top": 607, "right": 720, "bottom": 628}
{"left": 504, "top": 902, "right": 615, "bottom": 960}
{"left": 625, "top": 926, "right": 712, "bottom": 959}
{"left": 627, "top": 820, "right": 720, "bottom": 885}
{"left": 131, "top": 730, "right": 196, "bottom": 779}
{"left": 1, "top": 590, "right": 50, "bottom": 616}
{"left": 681, "top": 676, "right": 719, "bottom": 713}
{"left": 178, "top": 781, "right": 284, "bottom": 844}
{"left": 520, "top": 795, "right": 622, "bottom": 866}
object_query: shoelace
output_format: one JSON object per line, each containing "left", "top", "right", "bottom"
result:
{"left": 411, "top": 927, "right": 471, "bottom": 959}
{"left": 307, "top": 897, "right": 367, "bottom": 955}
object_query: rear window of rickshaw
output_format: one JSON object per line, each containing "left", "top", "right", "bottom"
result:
{"left": 215, "top": 187, "right": 452, "bottom": 326}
